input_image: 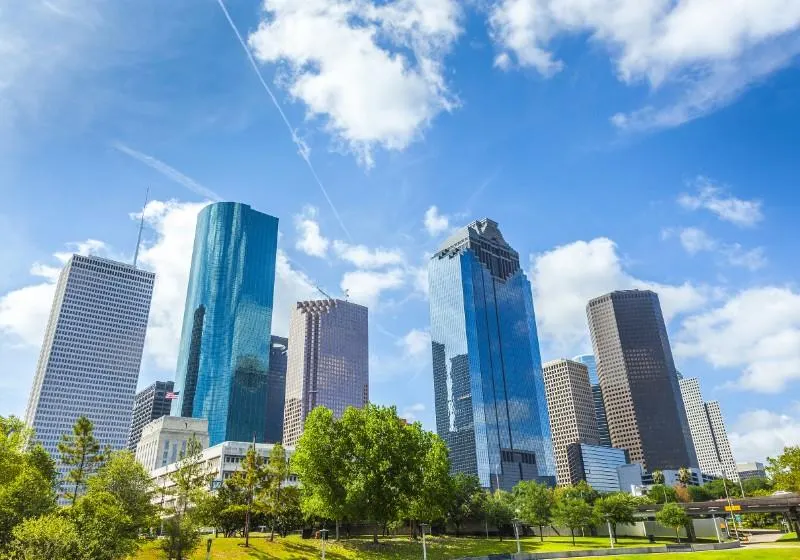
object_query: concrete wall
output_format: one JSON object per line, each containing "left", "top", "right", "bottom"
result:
{"left": 459, "top": 541, "right": 740, "bottom": 560}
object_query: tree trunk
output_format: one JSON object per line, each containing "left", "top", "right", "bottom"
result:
{"left": 484, "top": 520, "right": 488, "bottom": 539}
{"left": 571, "top": 528, "right": 575, "bottom": 546}
{"left": 270, "top": 521, "right": 275, "bottom": 542}
{"left": 612, "top": 524, "right": 617, "bottom": 543}
{"left": 539, "top": 525, "right": 544, "bottom": 542}
{"left": 336, "top": 519, "right": 340, "bottom": 541}
{"left": 245, "top": 505, "right": 251, "bottom": 547}
{"left": 373, "top": 524, "right": 379, "bottom": 544}
{"left": 675, "top": 527, "right": 681, "bottom": 544}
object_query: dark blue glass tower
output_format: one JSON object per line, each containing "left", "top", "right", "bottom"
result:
{"left": 171, "top": 202, "right": 278, "bottom": 445}
{"left": 429, "top": 219, "right": 556, "bottom": 490}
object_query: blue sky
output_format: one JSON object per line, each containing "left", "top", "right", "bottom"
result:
{"left": 2, "top": 0, "right": 799, "bottom": 464}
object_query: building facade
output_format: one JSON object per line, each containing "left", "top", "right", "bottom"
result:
{"left": 586, "top": 290, "right": 696, "bottom": 472}
{"left": 266, "top": 335, "right": 288, "bottom": 443}
{"left": 282, "top": 299, "right": 369, "bottom": 446}
{"left": 135, "top": 416, "right": 209, "bottom": 472}
{"left": 679, "top": 377, "right": 738, "bottom": 482}
{"left": 737, "top": 462, "right": 766, "bottom": 481}
{"left": 127, "top": 381, "right": 175, "bottom": 451}
{"left": 171, "top": 202, "right": 279, "bottom": 446}
{"left": 542, "top": 359, "right": 600, "bottom": 485}
{"left": 566, "top": 443, "right": 628, "bottom": 493}
{"left": 573, "top": 354, "right": 612, "bottom": 448}
{"left": 428, "top": 219, "right": 555, "bottom": 490}
{"left": 25, "top": 255, "right": 154, "bottom": 477}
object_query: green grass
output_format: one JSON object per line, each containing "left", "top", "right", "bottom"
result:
{"left": 610, "top": 551, "right": 800, "bottom": 560}
{"left": 129, "top": 534, "right": 742, "bottom": 560}
{"left": 780, "top": 532, "right": 799, "bottom": 542}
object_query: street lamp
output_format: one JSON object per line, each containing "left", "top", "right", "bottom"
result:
{"left": 420, "top": 523, "right": 430, "bottom": 560}
{"left": 319, "top": 528, "right": 329, "bottom": 560}
{"left": 512, "top": 514, "right": 522, "bottom": 555}
{"left": 604, "top": 514, "right": 615, "bottom": 549}
{"left": 708, "top": 507, "right": 722, "bottom": 543}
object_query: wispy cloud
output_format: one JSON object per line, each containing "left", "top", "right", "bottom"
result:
{"left": 112, "top": 142, "right": 223, "bottom": 202}
{"left": 678, "top": 176, "right": 763, "bottom": 228}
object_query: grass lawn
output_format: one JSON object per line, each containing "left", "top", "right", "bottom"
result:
{"left": 780, "top": 533, "right": 799, "bottom": 541}
{"left": 130, "top": 534, "right": 727, "bottom": 560}
{"left": 610, "top": 551, "right": 800, "bottom": 560}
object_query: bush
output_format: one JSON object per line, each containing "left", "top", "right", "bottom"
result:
{"left": 9, "top": 514, "right": 80, "bottom": 560}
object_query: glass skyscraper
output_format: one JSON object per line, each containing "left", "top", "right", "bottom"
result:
{"left": 265, "top": 335, "right": 288, "bottom": 444}
{"left": 171, "top": 202, "right": 279, "bottom": 446}
{"left": 428, "top": 219, "right": 555, "bottom": 490}
{"left": 25, "top": 255, "right": 154, "bottom": 480}
{"left": 573, "top": 354, "right": 612, "bottom": 447}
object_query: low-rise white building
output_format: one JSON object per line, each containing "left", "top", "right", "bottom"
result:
{"left": 149, "top": 441, "right": 296, "bottom": 510}
{"left": 135, "top": 416, "right": 209, "bottom": 472}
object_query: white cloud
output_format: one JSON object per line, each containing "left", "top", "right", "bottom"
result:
{"left": 728, "top": 409, "right": 800, "bottom": 463}
{"left": 340, "top": 268, "right": 406, "bottom": 308}
{"left": 490, "top": 0, "right": 800, "bottom": 129}
{"left": 665, "top": 227, "right": 767, "bottom": 271}
{"left": 332, "top": 240, "right": 405, "bottom": 269}
{"left": 423, "top": 205, "right": 450, "bottom": 236}
{"left": 294, "top": 206, "right": 330, "bottom": 258}
{"left": 400, "top": 402, "right": 426, "bottom": 422}
{"left": 397, "top": 328, "right": 431, "bottom": 358}
{"left": 678, "top": 177, "right": 764, "bottom": 227}
{"left": 247, "top": 0, "right": 462, "bottom": 165}
{"left": 531, "top": 237, "right": 713, "bottom": 355}
{"left": 674, "top": 287, "right": 800, "bottom": 394}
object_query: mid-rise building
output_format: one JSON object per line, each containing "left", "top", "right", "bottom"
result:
{"left": 135, "top": 416, "right": 209, "bottom": 472}
{"left": 679, "top": 377, "right": 738, "bottom": 482}
{"left": 586, "top": 290, "right": 696, "bottom": 472}
{"left": 171, "top": 202, "right": 279, "bottom": 446}
{"left": 127, "top": 381, "right": 175, "bottom": 452}
{"left": 428, "top": 219, "right": 555, "bottom": 490}
{"left": 542, "top": 359, "right": 599, "bottom": 485}
{"left": 566, "top": 443, "right": 628, "bottom": 493}
{"left": 283, "top": 299, "right": 369, "bottom": 446}
{"left": 617, "top": 463, "right": 645, "bottom": 494}
{"left": 573, "top": 354, "right": 612, "bottom": 447}
{"left": 266, "top": 335, "right": 288, "bottom": 443}
{"left": 24, "top": 255, "right": 154, "bottom": 479}
{"left": 737, "top": 462, "right": 767, "bottom": 481}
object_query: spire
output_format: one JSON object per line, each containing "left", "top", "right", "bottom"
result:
{"left": 132, "top": 187, "right": 149, "bottom": 269}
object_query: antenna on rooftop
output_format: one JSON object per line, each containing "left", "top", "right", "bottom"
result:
{"left": 132, "top": 186, "right": 150, "bottom": 268}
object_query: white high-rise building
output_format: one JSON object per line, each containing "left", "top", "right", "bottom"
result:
{"left": 25, "top": 255, "right": 154, "bottom": 476}
{"left": 679, "top": 377, "right": 738, "bottom": 482}
{"left": 282, "top": 299, "right": 368, "bottom": 446}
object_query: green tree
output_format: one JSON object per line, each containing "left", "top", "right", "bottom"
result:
{"left": 768, "top": 446, "right": 800, "bottom": 494}
{"left": 677, "top": 467, "right": 693, "bottom": 486}
{"left": 57, "top": 415, "right": 108, "bottom": 505}
{"left": 72, "top": 490, "right": 138, "bottom": 560}
{"left": 594, "top": 493, "right": 637, "bottom": 543}
{"left": 261, "top": 443, "right": 289, "bottom": 541}
{"left": 9, "top": 513, "right": 81, "bottom": 560}
{"left": 163, "top": 436, "right": 214, "bottom": 560}
{"left": 291, "top": 407, "right": 349, "bottom": 539}
{"left": 655, "top": 502, "right": 689, "bottom": 543}
{"left": 270, "top": 485, "right": 303, "bottom": 537}
{"left": 228, "top": 445, "right": 266, "bottom": 547}
{"left": 652, "top": 470, "right": 665, "bottom": 486}
{"left": 194, "top": 481, "right": 247, "bottom": 538}
{"left": 687, "top": 485, "right": 713, "bottom": 502}
{"left": 406, "top": 430, "right": 452, "bottom": 535}
{"left": 557, "top": 481, "right": 599, "bottom": 505}
{"left": 513, "top": 481, "right": 554, "bottom": 542}
{"left": 648, "top": 484, "right": 678, "bottom": 504}
{"left": 553, "top": 496, "right": 598, "bottom": 546}
{"left": 742, "top": 477, "right": 773, "bottom": 496}
{"left": 700, "top": 478, "right": 736, "bottom": 500}
{"left": 484, "top": 490, "right": 515, "bottom": 541}
{"left": 86, "top": 451, "right": 157, "bottom": 534}
{"left": 446, "top": 474, "right": 484, "bottom": 537}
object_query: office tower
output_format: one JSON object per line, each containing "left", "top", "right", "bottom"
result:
{"left": 25, "top": 255, "right": 154, "bottom": 474}
{"left": 127, "top": 380, "right": 175, "bottom": 451}
{"left": 737, "top": 462, "right": 766, "bottom": 481}
{"left": 283, "top": 299, "right": 369, "bottom": 446}
{"left": 542, "top": 359, "right": 600, "bottom": 485}
{"left": 135, "top": 416, "right": 209, "bottom": 472}
{"left": 566, "top": 443, "right": 628, "bottom": 492}
{"left": 586, "top": 290, "right": 696, "bottom": 472}
{"left": 573, "top": 354, "right": 612, "bottom": 447}
{"left": 171, "top": 202, "right": 279, "bottom": 446}
{"left": 266, "top": 336, "right": 288, "bottom": 443}
{"left": 679, "top": 377, "right": 738, "bottom": 481}
{"left": 428, "top": 219, "right": 555, "bottom": 490}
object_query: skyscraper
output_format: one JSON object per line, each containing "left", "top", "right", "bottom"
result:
{"left": 127, "top": 380, "right": 174, "bottom": 451}
{"left": 266, "top": 335, "right": 288, "bottom": 443}
{"left": 679, "top": 377, "right": 738, "bottom": 482}
{"left": 25, "top": 255, "right": 154, "bottom": 473}
{"left": 573, "top": 354, "right": 612, "bottom": 447}
{"left": 542, "top": 359, "right": 599, "bottom": 485}
{"left": 283, "top": 299, "right": 369, "bottom": 446}
{"left": 171, "top": 202, "right": 279, "bottom": 446}
{"left": 586, "top": 290, "right": 696, "bottom": 472}
{"left": 428, "top": 219, "right": 555, "bottom": 490}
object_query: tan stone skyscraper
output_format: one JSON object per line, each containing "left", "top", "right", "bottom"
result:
{"left": 282, "top": 299, "right": 369, "bottom": 446}
{"left": 542, "top": 359, "right": 600, "bottom": 485}
{"left": 586, "top": 290, "right": 696, "bottom": 472}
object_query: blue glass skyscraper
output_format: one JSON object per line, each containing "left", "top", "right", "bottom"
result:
{"left": 171, "top": 202, "right": 279, "bottom": 445}
{"left": 429, "top": 219, "right": 556, "bottom": 490}
{"left": 573, "top": 354, "right": 612, "bottom": 448}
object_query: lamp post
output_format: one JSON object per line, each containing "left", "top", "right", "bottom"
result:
{"left": 708, "top": 507, "right": 722, "bottom": 543}
{"left": 420, "top": 523, "right": 430, "bottom": 560}
{"left": 320, "top": 529, "right": 329, "bottom": 560}
{"left": 604, "top": 514, "right": 615, "bottom": 549}
{"left": 512, "top": 515, "right": 521, "bottom": 555}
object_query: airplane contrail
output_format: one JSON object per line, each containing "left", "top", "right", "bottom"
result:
{"left": 113, "top": 142, "right": 224, "bottom": 202}
{"left": 214, "top": 0, "right": 352, "bottom": 241}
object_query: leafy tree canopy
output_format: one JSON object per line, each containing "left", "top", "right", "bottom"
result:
{"left": 768, "top": 446, "right": 800, "bottom": 494}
